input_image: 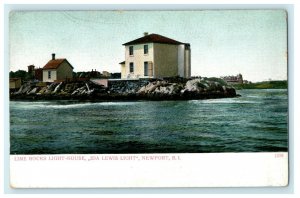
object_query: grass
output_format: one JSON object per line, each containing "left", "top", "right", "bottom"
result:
{"left": 204, "top": 77, "right": 228, "bottom": 86}
{"left": 233, "top": 80, "right": 287, "bottom": 89}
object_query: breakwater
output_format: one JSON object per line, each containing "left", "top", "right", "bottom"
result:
{"left": 10, "top": 77, "right": 237, "bottom": 101}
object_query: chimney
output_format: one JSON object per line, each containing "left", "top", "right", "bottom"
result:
{"left": 27, "top": 65, "right": 35, "bottom": 73}
{"left": 52, "top": 53, "right": 55, "bottom": 60}
{"left": 144, "top": 32, "right": 148, "bottom": 36}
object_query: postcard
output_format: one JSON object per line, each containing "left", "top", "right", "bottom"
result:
{"left": 9, "top": 10, "right": 288, "bottom": 188}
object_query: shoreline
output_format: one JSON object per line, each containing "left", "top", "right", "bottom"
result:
{"left": 10, "top": 77, "right": 239, "bottom": 102}
{"left": 10, "top": 92, "right": 240, "bottom": 102}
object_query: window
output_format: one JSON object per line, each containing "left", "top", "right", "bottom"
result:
{"left": 48, "top": 71, "right": 51, "bottom": 79}
{"left": 144, "top": 45, "right": 148, "bottom": 54}
{"left": 129, "top": 62, "right": 134, "bottom": 73}
{"left": 129, "top": 46, "right": 134, "bottom": 56}
{"left": 144, "top": 62, "right": 148, "bottom": 76}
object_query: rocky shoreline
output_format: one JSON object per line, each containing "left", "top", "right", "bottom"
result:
{"left": 10, "top": 77, "right": 238, "bottom": 101}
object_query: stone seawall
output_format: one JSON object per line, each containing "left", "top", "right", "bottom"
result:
{"left": 108, "top": 79, "right": 151, "bottom": 94}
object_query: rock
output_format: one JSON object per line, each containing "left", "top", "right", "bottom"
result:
{"left": 27, "top": 87, "right": 39, "bottom": 95}
{"left": 10, "top": 77, "right": 237, "bottom": 101}
{"left": 137, "top": 85, "right": 146, "bottom": 94}
{"left": 38, "top": 87, "right": 47, "bottom": 95}
{"left": 185, "top": 79, "right": 201, "bottom": 92}
{"left": 64, "top": 83, "right": 76, "bottom": 93}
{"left": 48, "top": 83, "right": 58, "bottom": 91}
{"left": 16, "top": 83, "right": 32, "bottom": 94}
{"left": 226, "top": 87, "right": 236, "bottom": 96}
{"left": 53, "top": 82, "right": 63, "bottom": 93}
{"left": 146, "top": 82, "right": 157, "bottom": 93}
{"left": 137, "top": 80, "right": 169, "bottom": 94}
{"left": 71, "top": 86, "right": 86, "bottom": 96}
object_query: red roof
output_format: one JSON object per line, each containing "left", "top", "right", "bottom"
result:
{"left": 123, "top": 34, "right": 184, "bottom": 46}
{"left": 43, "top": 59, "right": 74, "bottom": 70}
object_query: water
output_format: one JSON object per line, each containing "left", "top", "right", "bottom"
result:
{"left": 10, "top": 89, "right": 288, "bottom": 154}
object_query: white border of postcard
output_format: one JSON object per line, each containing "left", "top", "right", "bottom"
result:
{"left": 0, "top": 1, "right": 298, "bottom": 197}
{"left": 10, "top": 153, "right": 288, "bottom": 188}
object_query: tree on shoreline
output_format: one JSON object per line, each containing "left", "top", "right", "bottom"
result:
{"left": 9, "top": 70, "right": 33, "bottom": 81}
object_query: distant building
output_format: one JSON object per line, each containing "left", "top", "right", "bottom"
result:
{"left": 102, "top": 71, "right": 111, "bottom": 78}
{"left": 90, "top": 69, "right": 100, "bottom": 78}
{"left": 26, "top": 65, "right": 43, "bottom": 81}
{"left": 9, "top": 78, "right": 22, "bottom": 90}
{"left": 75, "top": 69, "right": 101, "bottom": 80}
{"left": 120, "top": 33, "right": 191, "bottom": 79}
{"left": 221, "top": 74, "right": 243, "bottom": 84}
{"left": 27, "top": 65, "right": 35, "bottom": 74}
{"left": 42, "top": 53, "right": 74, "bottom": 82}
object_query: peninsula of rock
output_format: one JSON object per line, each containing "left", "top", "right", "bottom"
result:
{"left": 10, "top": 77, "right": 238, "bottom": 101}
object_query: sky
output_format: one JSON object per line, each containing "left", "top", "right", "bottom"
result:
{"left": 9, "top": 10, "right": 287, "bottom": 82}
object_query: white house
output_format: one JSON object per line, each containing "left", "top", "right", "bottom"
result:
{"left": 42, "top": 54, "right": 74, "bottom": 82}
{"left": 120, "top": 33, "right": 191, "bottom": 79}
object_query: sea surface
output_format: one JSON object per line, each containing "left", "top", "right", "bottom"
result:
{"left": 10, "top": 89, "right": 288, "bottom": 154}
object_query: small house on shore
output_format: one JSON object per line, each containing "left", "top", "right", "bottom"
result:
{"left": 120, "top": 33, "right": 191, "bottom": 79}
{"left": 9, "top": 78, "right": 22, "bottom": 91}
{"left": 42, "top": 53, "right": 74, "bottom": 82}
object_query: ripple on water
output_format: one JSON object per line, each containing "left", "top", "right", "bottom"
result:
{"left": 10, "top": 89, "right": 288, "bottom": 154}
